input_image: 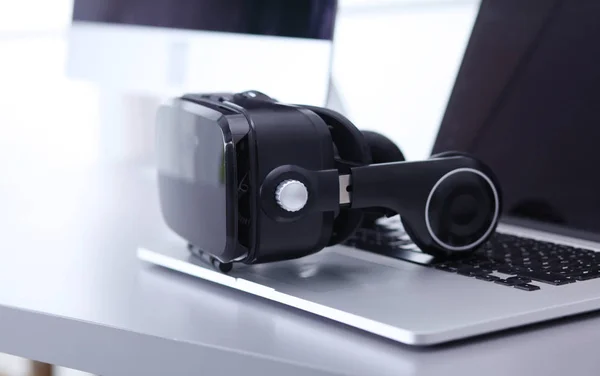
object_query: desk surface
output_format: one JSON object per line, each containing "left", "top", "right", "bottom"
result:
{"left": 0, "top": 52, "right": 600, "bottom": 376}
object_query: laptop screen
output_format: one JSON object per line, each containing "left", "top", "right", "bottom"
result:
{"left": 433, "top": 0, "right": 600, "bottom": 235}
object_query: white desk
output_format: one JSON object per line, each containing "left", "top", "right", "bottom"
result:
{"left": 1, "top": 142, "right": 599, "bottom": 376}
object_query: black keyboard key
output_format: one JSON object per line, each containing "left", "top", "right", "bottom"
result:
{"left": 575, "top": 262, "right": 596, "bottom": 269}
{"left": 554, "top": 269, "right": 572, "bottom": 276}
{"left": 506, "top": 276, "right": 532, "bottom": 284}
{"left": 344, "top": 239, "right": 357, "bottom": 247}
{"left": 494, "top": 279, "right": 514, "bottom": 287}
{"left": 574, "top": 273, "right": 598, "bottom": 281}
{"left": 457, "top": 267, "right": 488, "bottom": 277}
{"left": 569, "top": 266, "right": 589, "bottom": 274}
{"left": 570, "top": 263, "right": 589, "bottom": 269}
{"left": 514, "top": 283, "right": 541, "bottom": 291}
{"left": 550, "top": 265, "right": 572, "bottom": 273}
{"left": 497, "top": 265, "right": 530, "bottom": 275}
{"left": 475, "top": 274, "right": 500, "bottom": 282}
{"left": 476, "top": 274, "right": 500, "bottom": 282}
{"left": 496, "top": 266, "right": 516, "bottom": 275}
{"left": 568, "top": 269, "right": 600, "bottom": 281}
{"left": 458, "top": 258, "right": 476, "bottom": 264}
{"left": 445, "top": 260, "right": 464, "bottom": 268}
{"left": 517, "top": 271, "right": 574, "bottom": 285}
{"left": 516, "top": 265, "right": 533, "bottom": 273}
{"left": 476, "top": 261, "right": 496, "bottom": 270}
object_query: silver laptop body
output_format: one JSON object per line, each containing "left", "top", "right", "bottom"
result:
{"left": 138, "top": 220, "right": 600, "bottom": 346}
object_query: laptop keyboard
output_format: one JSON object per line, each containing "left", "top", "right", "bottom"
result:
{"left": 343, "top": 217, "right": 600, "bottom": 292}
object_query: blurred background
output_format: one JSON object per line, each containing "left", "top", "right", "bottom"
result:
{"left": 0, "top": 0, "right": 479, "bottom": 374}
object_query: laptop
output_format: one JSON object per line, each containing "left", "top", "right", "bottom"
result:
{"left": 67, "top": 0, "right": 336, "bottom": 105}
{"left": 138, "top": 0, "right": 600, "bottom": 345}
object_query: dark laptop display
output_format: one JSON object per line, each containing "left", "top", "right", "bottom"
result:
{"left": 433, "top": 0, "right": 600, "bottom": 236}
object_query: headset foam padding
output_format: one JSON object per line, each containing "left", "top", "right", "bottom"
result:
{"left": 302, "top": 106, "right": 372, "bottom": 245}
{"left": 430, "top": 150, "right": 501, "bottom": 195}
{"left": 303, "top": 106, "right": 372, "bottom": 164}
{"left": 361, "top": 130, "right": 405, "bottom": 164}
{"left": 402, "top": 149, "right": 501, "bottom": 256}
{"left": 403, "top": 150, "right": 467, "bottom": 255}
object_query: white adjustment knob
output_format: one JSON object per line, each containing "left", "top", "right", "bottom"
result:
{"left": 275, "top": 180, "right": 309, "bottom": 212}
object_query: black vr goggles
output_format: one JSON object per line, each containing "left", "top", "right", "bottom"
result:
{"left": 156, "top": 91, "right": 502, "bottom": 271}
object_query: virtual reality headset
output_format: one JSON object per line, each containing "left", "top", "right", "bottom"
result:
{"left": 155, "top": 91, "right": 501, "bottom": 271}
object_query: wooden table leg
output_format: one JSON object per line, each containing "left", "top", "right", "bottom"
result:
{"left": 30, "top": 361, "right": 53, "bottom": 376}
